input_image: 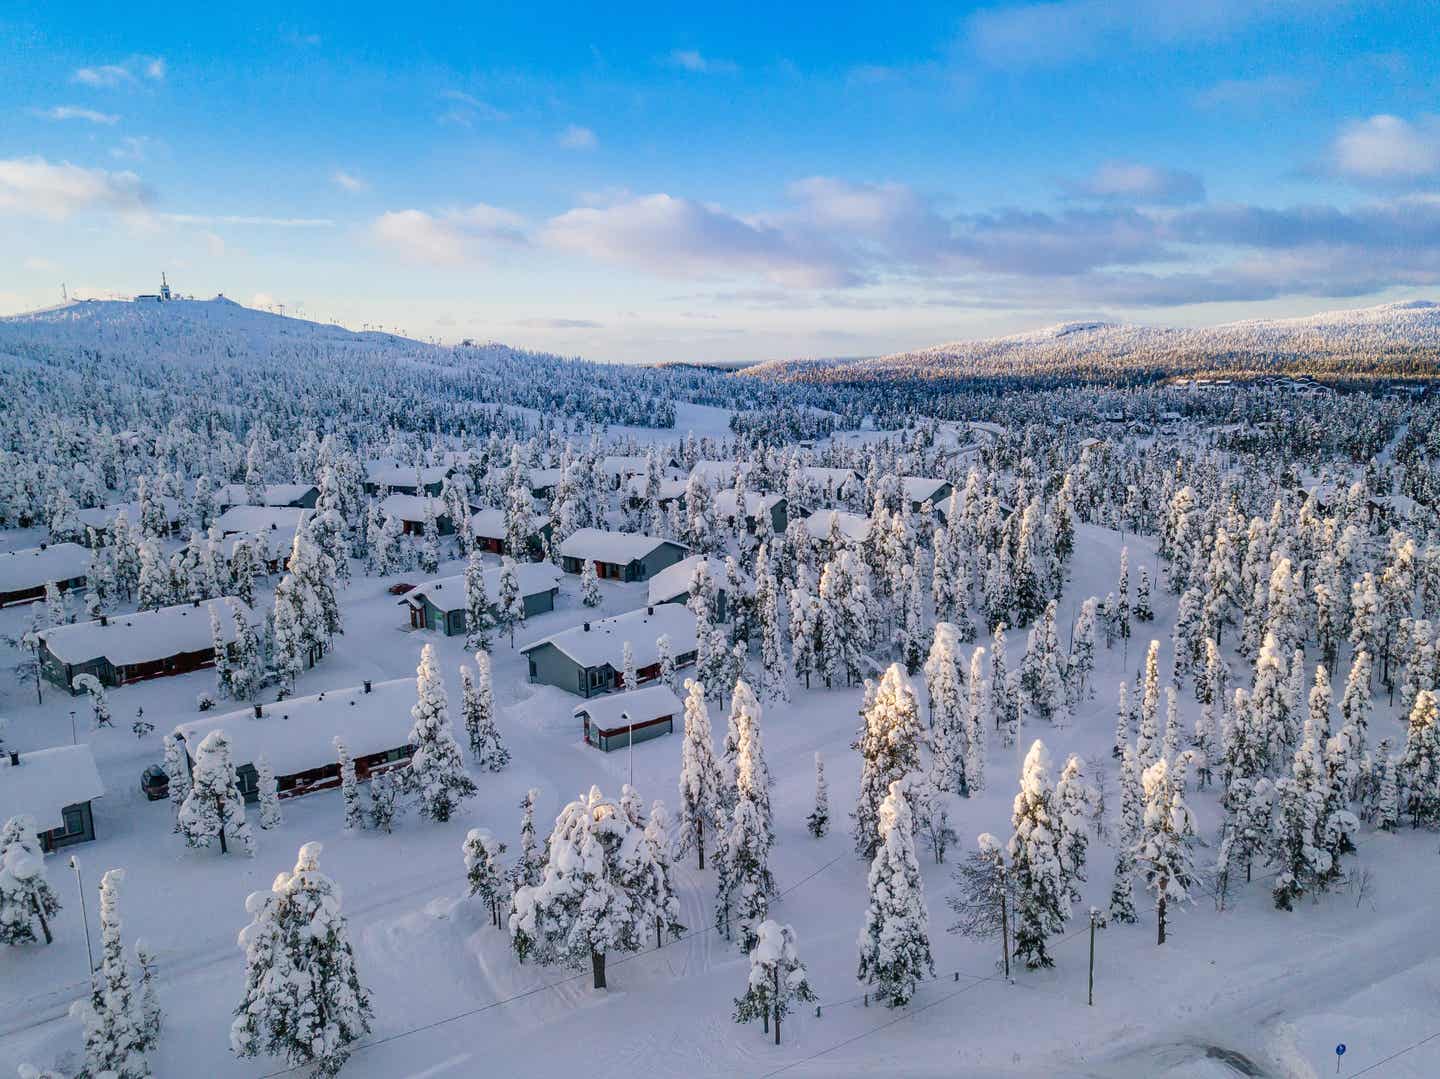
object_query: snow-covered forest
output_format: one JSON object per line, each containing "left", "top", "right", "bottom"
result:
{"left": 3, "top": 296, "right": 1440, "bottom": 1078}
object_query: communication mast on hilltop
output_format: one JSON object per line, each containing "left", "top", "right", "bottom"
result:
{"left": 160, "top": 272, "right": 172, "bottom": 301}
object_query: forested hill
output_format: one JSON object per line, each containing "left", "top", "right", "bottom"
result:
{"left": 744, "top": 300, "right": 1440, "bottom": 386}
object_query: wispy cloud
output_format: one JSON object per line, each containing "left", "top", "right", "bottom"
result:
{"left": 438, "top": 90, "right": 507, "bottom": 126}
{"left": 111, "top": 136, "right": 153, "bottom": 161}
{"left": 371, "top": 204, "right": 527, "bottom": 265}
{"left": 1192, "top": 74, "right": 1308, "bottom": 110}
{"left": 1061, "top": 161, "right": 1205, "bottom": 205}
{"left": 668, "top": 49, "right": 738, "bottom": 74}
{"left": 557, "top": 124, "right": 598, "bottom": 150}
{"left": 0, "top": 157, "right": 147, "bottom": 220}
{"left": 161, "top": 213, "right": 335, "bottom": 227}
{"left": 36, "top": 105, "right": 120, "bottom": 125}
{"left": 1329, "top": 114, "right": 1440, "bottom": 183}
{"left": 73, "top": 56, "right": 166, "bottom": 87}
{"left": 332, "top": 170, "right": 369, "bottom": 192}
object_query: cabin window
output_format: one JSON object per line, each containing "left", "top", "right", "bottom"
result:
{"left": 59, "top": 805, "right": 87, "bottom": 837}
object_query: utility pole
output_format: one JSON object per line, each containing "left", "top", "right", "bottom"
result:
{"left": 70, "top": 856, "right": 95, "bottom": 979}
{"left": 1087, "top": 908, "right": 1099, "bottom": 1006}
{"left": 1000, "top": 862, "right": 1011, "bottom": 981}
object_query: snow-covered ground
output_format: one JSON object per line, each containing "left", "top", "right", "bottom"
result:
{"left": 3, "top": 522, "right": 1436, "bottom": 1078}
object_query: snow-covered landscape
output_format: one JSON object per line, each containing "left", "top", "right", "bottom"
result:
{"left": 0, "top": 293, "right": 1438, "bottom": 1079}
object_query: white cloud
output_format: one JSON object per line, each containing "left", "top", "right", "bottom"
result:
{"left": 332, "top": 170, "right": 369, "bottom": 192}
{"left": 160, "top": 213, "right": 334, "bottom": 227}
{"left": 557, "top": 125, "right": 598, "bottom": 150}
{"left": 72, "top": 56, "right": 165, "bottom": 87}
{"left": 111, "top": 136, "right": 153, "bottom": 161}
{"left": 668, "top": 49, "right": 738, "bottom": 74}
{"left": 1192, "top": 74, "right": 1308, "bottom": 110}
{"left": 1331, "top": 115, "right": 1440, "bottom": 182}
{"left": 1062, "top": 161, "right": 1206, "bottom": 204}
{"left": 0, "top": 157, "right": 147, "bottom": 220}
{"left": 371, "top": 204, "right": 526, "bottom": 265}
{"left": 144, "top": 57, "right": 166, "bottom": 81}
{"left": 38, "top": 105, "right": 120, "bottom": 125}
{"left": 204, "top": 231, "right": 225, "bottom": 257}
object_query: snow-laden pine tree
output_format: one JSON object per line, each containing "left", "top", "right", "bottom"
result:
{"left": 806, "top": 752, "right": 830, "bottom": 838}
{"left": 964, "top": 647, "right": 989, "bottom": 795}
{"left": 1108, "top": 745, "right": 1141, "bottom": 925}
{"left": 656, "top": 632, "right": 677, "bottom": 693}
{"left": 463, "top": 547, "right": 492, "bottom": 651}
{"left": 1021, "top": 601, "right": 1067, "bottom": 726}
{"left": 511, "top": 788, "right": 544, "bottom": 891}
{"left": 368, "top": 770, "right": 399, "bottom": 833}
{"left": 163, "top": 735, "right": 191, "bottom": 832}
{"left": 336, "top": 738, "right": 362, "bottom": 831}
{"left": 677, "top": 679, "right": 724, "bottom": 870}
{"left": 1113, "top": 681, "right": 1130, "bottom": 760}
{"left": 1069, "top": 597, "right": 1097, "bottom": 704}
{"left": 135, "top": 939, "right": 161, "bottom": 1055}
{"left": 1271, "top": 707, "right": 1357, "bottom": 910}
{"left": 1373, "top": 740, "right": 1399, "bottom": 833}
{"left": 734, "top": 920, "right": 817, "bottom": 1045}
{"left": 856, "top": 781, "right": 934, "bottom": 1006}
{"left": 509, "top": 786, "right": 649, "bottom": 989}
{"left": 0, "top": 815, "right": 61, "bottom": 945}
{"left": 1008, "top": 740, "right": 1068, "bottom": 969}
{"left": 232, "top": 842, "right": 372, "bottom": 1077}
{"left": 497, "top": 557, "right": 523, "bottom": 647}
{"left": 178, "top": 730, "right": 255, "bottom": 856}
{"left": 464, "top": 828, "right": 509, "bottom": 928}
{"left": 924, "top": 622, "right": 968, "bottom": 793}
{"left": 853, "top": 664, "right": 925, "bottom": 860}
{"left": 256, "top": 755, "right": 282, "bottom": 830}
{"left": 1134, "top": 758, "right": 1198, "bottom": 944}
{"left": 640, "top": 800, "right": 686, "bottom": 948}
{"left": 1054, "top": 754, "right": 1097, "bottom": 905}
{"left": 1397, "top": 688, "right": 1440, "bottom": 828}
{"left": 404, "top": 644, "right": 477, "bottom": 823}
{"left": 72, "top": 869, "right": 150, "bottom": 1079}
{"left": 716, "top": 706, "right": 776, "bottom": 951}
{"left": 1136, "top": 640, "right": 1162, "bottom": 768}
{"left": 580, "top": 557, "right": 601, "bottom": 607}
{"left": 992, "top": 623, "right": 1021, "bottom": 748}
{"left": 1339, "top": 651, "right": 1373, "bottom": 799}
{"left": 461, "top": 652, "right": 509, "bottom": 771}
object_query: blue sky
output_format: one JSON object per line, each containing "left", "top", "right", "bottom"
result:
{"left": 2, "top": 1, "right": 1438, "bottom": 363}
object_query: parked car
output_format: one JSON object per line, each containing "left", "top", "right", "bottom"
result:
{"left": 140, "top": 764, "right": 169, "bottom": 801}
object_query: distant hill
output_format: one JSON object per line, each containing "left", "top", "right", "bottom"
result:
{"left": 744, "top": 301, "right": 1440, "bottom": 386}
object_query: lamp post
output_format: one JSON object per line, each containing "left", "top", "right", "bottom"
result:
{"left": 69, "top": 856, "right": 95, "bottom": 980}
{"left": 622, "top": 711, "right": 634, "bottom": 788}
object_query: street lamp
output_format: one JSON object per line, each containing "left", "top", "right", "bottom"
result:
{"left": 69, "top": 856, "right": 95, "bottom": 980}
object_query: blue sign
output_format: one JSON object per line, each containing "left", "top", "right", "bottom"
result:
{"left": 1336, "top": 1044, "right": 1346, "bottom": 1056}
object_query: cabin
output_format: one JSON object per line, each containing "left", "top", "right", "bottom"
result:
{"left": 558, "top": 528, "right": 690, "bottom": 583}
{"left": 802, "top": 466, "right": 862, "bottom": 503}
{"left": 75, "top": 498, "right": 185, "bottom": 543}
{"left": 0, "top": 745, "right": 105, "bottom": 851}
{"left": 689, "top": 460, "right": 755, "bottom": 488}
{"left": 900, "top": 478, "right": 952, "bottom": 514}
{"left": 575, "top": 684, "right": 683, "bottom": 752}
{"left": 173, "top": 678, "right": 415, "bottom": 802}
{"left": 647, "top": 554, "right": 733, "bottom": 621}
{"left": 379, "top": 494, "right": 455, "bottom": 536}
{"left": 214, "top": 483, "right": 319, "bottom": 512}
{"left": 520, "top": 603, "right": 699, "bottom": 697}
{"left": 399, "top": 562, "right": 563, "bottom": 634}
{"left": 214, "top": 506, "right": 305, "bottom": 572}
{"left": 38, "top": 597, "right": 254, "bottom": 691}
{"left": 714, "top": 490, "right": 787, "bottom": 535}
{"left": 623, "top": 474, "right": 688, "bottom": 509}
{"left": 468, "top": 507, "right": 551, "bottom": 558}
{"left": 804, "top": 508, "right": 872, "bottom": 546}
{"left": 364, "top": 462, "right": 453, "bottom": 497}
{"left": 487, "top": 466, "right": 563, "bottom": 501}
{"left": 599, "top": 456, "right": 653, "bottom": 490}
{"left": 0, "top": 543, "right": 90, "bottom": 608}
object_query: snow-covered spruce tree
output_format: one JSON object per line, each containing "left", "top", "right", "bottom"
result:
{"left": 656, "top": 633, "right": 677, "bottom": 694}
{"left": 992, "top": 623, "right": 1021, "bottom": 748}
{"left": 0, "top": 815, "right": 61, "bottom": 945}
{"left": 461, "top": 652, "right": 509, "bottom": 771}
{"left": 177, "top": 729, "right": 254, "bottom": 856}
{"left": 1021, "top": 601, "right": 1067, "bottom": 727}
{"left": 1054, "top": 754, "right": 1097, "bottom": 905}
{"left": 210, "top": 603, "right": 234, "bottom": 700}
{"left": 852, "top": 664, "right": 925, "bottom": 861}
{"left": 368, "top": 770, "right": 399, "bottom": 833}
{"left": 677, "top": 679, "right": 724, "bottom": 870}
{"left": 1069, "top": 597, "right": 1097, "bottom": 704}
{"left": 508, "top": 786, "right": 649, "bottom": 989}
{"left": 734, "top": 920, "right": 816, "bottom": 1045}
{"left": 1135, "top": 565, "right": 1154, "bottom": 622}
{"left": 336, "top": 738, "right": 362, "bottom": 831}
{"left": 923, "top": 622, "right": 968, "bottom": 795}
{"left": 232, "top": 842, "right": 372, "bottom": 1077}
{"left": 756, "top": 548, "right": 789, "bottom": 703}
{"left": 256, "top": 755, "right": 282, "bottom": 830}
{"left": 1397, "top": 688, "right": 1440, "bottom": 828}
{"left": 463, "top": 547, "right": 492, "bottom": 651}
{"left": 1339, "top": 651, "right": 1373, "bottom": 798}
{"left": 1271, "top": 710, "right": 1357, "bottom": 910}
{"left": 1136, "top": 640, "right": 1162, "bottom": 768}
{"left": 162, "top": 735, "right": 191, "bottom": 832}
{"left": 1108, "top": 746, "right": 1141, "bottom": 925}
{"left": 1113, "top": 681, "right": 1130, "bottom": 760}
{"left": 1216, "top": 775, "right": 1274, "bottom": 893}
{"left": 641, "top": 800, "right": 686, "bottom": 948}
{"left": 856, "top": 781, "right": 934, "bottom": 1006}
{"left": 511, "top": 788, "right": 544, "bottom": 891}
{"left": 464, "top": 828, "right": 509, "bottom": 928}
{"left": 965, "top": 647, "right": 989, "bottom": 796}
{"left": 1373, "top": 741, "right": 1399, "bottom": 833}
{"left": 1134, "top": 758, "right": 1198, "bottom": 944}
{"left": 807, "top": 752, "right": 830, "bottom": 837}
{"left": 72, "top": 868, "right": 150, "bottom": 1079}
{"left": 404, "top": 644, "right": 477, "bottom": 823}
{"left": 497, "top": 558, "right": 523, "bottom": 647}
{"left": 1008, "top": 740, "right": 1068, "bottom": 969}
{"left": 717, "top": 689, "right": 776, "bottom": 949}
{"left": 580, "top": 557, "right": 601, "bottom": 607}
{"left": 135, "top": 939, "right": 162, "bottom": 1054}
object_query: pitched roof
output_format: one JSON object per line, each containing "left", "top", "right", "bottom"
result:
{"left": 75, "top": 497, "right": 183, "bottom": 532}
{"left": 213, "top": 505, "right": 306, "bottom": 537}
{"left": 400, "top": 562, "right": 563, "bottom": 614}
{"left": 214, "top": 483, "right": 317, "bottom": 508}
{"left": 557, "top": 528, "right": 687, "bottom": 565}
{"left": 38, "top": 597, "right": 254, "bottom": 667}
{"left": 379, "top": 493, "right": 449, "bottom": 522}
{"left": 174, "top": 678, "right": 415, "bottom": 777}
{"left": 0, "top": 543, "right": 91, "bottom": 593}
{"left": 521, "top": 603, "right": 698, "bottom": 670}
{"left": 0, "top": 745, "right": 105, "bottom": 833}
{"left": 366, "top": 461, "right": 453, "bottom": 488}
{"left": 468, "top": 506, "right": 546, "bottom": 541}
{"left": 900, "top": 477, "right": 949, "bottom": 504}
{"left": 714, "top": 490, "right": 783, "bottom": 519}
{"left": 804, "top": 508, "right": 871, "bottom": 542}
{"left": 573, "top": 685, "right": 683, "bottom": 731}
{"left": 647, "top": 555, "right": 732, "bottom": 606}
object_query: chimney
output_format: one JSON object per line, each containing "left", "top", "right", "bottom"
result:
{"left": 647, "top": 606, "right": 654, "bottom": 615}
{"left": 253, "top": 703, "right": 263, "bottom": 719}
{"left": 99, "top": 614, "right": 109, "bottom": 627}
{"left": 8, "top": 751, "right": 18, "bottom": 767}
{"left": 363, "top": 679, "right": 372, "bottom": 694}
{"left": 192, "top": 598, "right": 200, "bottom": 608}
{"left": 39, "top": 542, "right": 47, "bottom": 551}
{"left": 583, "top": 622, "right": 591, "bottom": 632}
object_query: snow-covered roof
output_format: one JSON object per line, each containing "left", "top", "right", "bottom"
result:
{"left": 600, "top": 455, "right": 651, "bottom": 477}
{"left": 689, "top": 460, "right": 754, "bottom": 485}
{"left": 213, "top": 505, "right": 306, "bottom": 537}
{"left": 521, "top": 603, "right": 698, "bottom": 670}
{"left": 366, "top": 461, "right": 453, "bottom": 488}
{"left": 558, "top": 528, "right": 687, "bottom": 565}
{"left": 714, "top": 490, "right": 783, "bottom": 520}
{"left": 468, "top": 506, "right": 546, "bottom": 540}
{"left": 573, "top": 685, "right": 683, "bottom": 731}
{"left": 528, "top": 467, "right": 562, "bottom": 490}
{"left": 900, "top": 477, "right": 949, "bottom": 504}
{"left": 174, "top": 678, "right": 415, "bottom": 777}
{"left": 0, "top": 543, "right": 90, "bottom": 593}
{"left": 623, "top": 474, "right": 688, "bottom": 501}
{"left": 75, "top": 497, "right": 183, "bottom": 532}
{"left": 214, "top": 483, "right": 317, "bottom": 508}
{"left": 647, "top": 555, "right": 731, "bottom": 606}
{"left": 38, "top": 597, "right": 254, "bottom": 666}
{"left": 804, "top": 508, "right": 871, "bottom": 543}
{"left": 380, "top": 493, "right": 449, "bottom": 523}
{"left": 802, "top": 466, "right": 860, "bottom": 492}
{"left": 401, "top": 562, "right": 563, "bottom": 614}
{"left": 0, "top": 745, "right": 105, "bottom": 834}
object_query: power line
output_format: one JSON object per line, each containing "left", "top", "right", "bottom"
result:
{"left": 1343, "top": 1029, "right": 1440, "bottom": 1077}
